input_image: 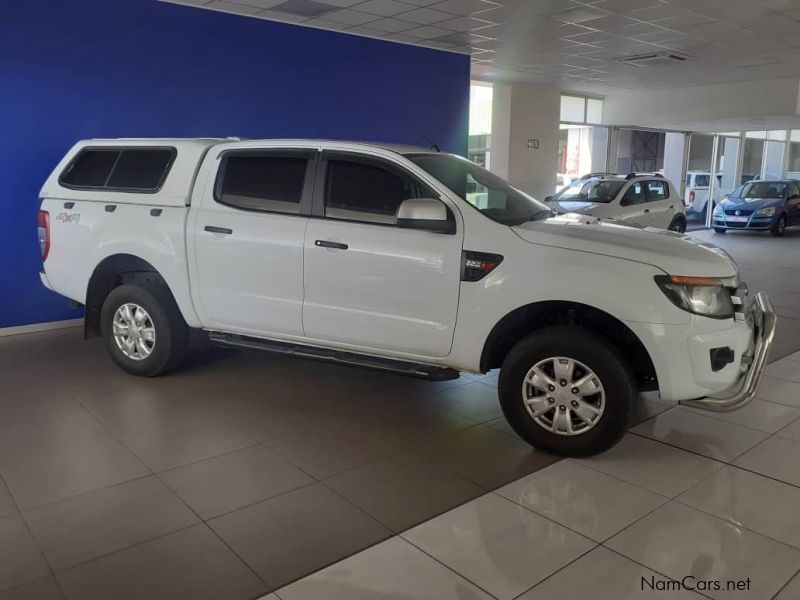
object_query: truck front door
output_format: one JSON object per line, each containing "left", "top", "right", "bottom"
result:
{"left": 302, "top": 152, "right": 463, "bottom": 358}
{"left": 190, "top": 149, "right": 315, "bottom": 337}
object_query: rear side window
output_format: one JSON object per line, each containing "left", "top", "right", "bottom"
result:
{"left": 59, "top": 147, "right": 176, "bottom": 192}
{"left": 216, "top": 154, "right": 308, "bottom": 214}
{"left": 645, "top": 180, "right": 669, "bottom": 201}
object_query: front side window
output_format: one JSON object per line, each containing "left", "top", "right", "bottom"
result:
{"left": 324, "top": 159, "right": 428, "bottom": 225}
{"left": 216, "top": 154, "right": 308, "bottom": 213}
{"left": 59, "top": 148, "right": 175, "bottom": 192}
{"left": 406, "top": 153, "right": 552, "bottom": 226}
{"left": 645, "top": 180, "right": 669, "bottom": 201}
{"left": 553, "top": 179, "right": 624, "bottom": 204}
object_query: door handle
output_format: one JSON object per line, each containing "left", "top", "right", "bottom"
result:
{"left": 668, "top": 205, "right": 675, "bottom": 210}
{"left": 205, "top": 225, "right": 233, "bottom": 235}
{"left": 643, "top": 209, "right": 650, "bottom": 213}
{"left": 315, "top": 240, "right": 348, "bottom": 250}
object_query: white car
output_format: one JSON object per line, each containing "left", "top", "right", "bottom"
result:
{"left": 685, "top": 171, "right": 722, "bottom": 217}
{"left": 544, "top": 173, "right": 687, "bottom": 232}
{"left": 37, "top": 138, "right": 775, "bottom": 457}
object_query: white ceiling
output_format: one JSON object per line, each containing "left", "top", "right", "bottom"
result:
{"left": 162, "top": 0, "right": 800, "bottom": 92}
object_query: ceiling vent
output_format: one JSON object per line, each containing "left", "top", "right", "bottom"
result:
{"left": 613, "top": 51, "right": 688, "bottom": 67}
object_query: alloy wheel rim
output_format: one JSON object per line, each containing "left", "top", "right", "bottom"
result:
{"left": 112, "top": 303, "right": 156, "bottom": 361}
{"left": 522, "top": 357, "right": 605, "bottom": 436}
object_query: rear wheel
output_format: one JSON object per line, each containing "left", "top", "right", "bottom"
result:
{"left": 771, "top": 214, "right": 787, "bottom": 237}
{"left": 498, "top": 327, "right": 634, "bottom": 457}
{"left": 101, "top": 282, "right": 188, "bottom": 376}
{"left": 668, "top": 215, "right": 686, "bottom": 233}
{"left": 714, "top": 227, "right": 726, "bottom": 234}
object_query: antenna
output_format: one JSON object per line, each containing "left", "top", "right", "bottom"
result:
{"left": 422, "top": 135, "right": 441, "bottom": 152}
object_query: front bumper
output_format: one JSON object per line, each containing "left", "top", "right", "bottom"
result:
{"left": 712, "top": 212, "right": 775, "bottom": 230}
{"left": 680, "top": 292, "right": 777, "bottom": 412}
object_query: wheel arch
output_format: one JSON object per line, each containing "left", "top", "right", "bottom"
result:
{"left": 480, "top": 300, "right": 658, "bottom": 391}
{"left": 84, "top": 254, "right": 181, "bottom": 339}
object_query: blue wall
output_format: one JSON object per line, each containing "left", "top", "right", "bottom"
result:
{"left": 0, "top": 0, "right": 470, "bottom": 328}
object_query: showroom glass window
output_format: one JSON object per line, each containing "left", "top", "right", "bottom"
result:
{"left": 323, "top": 158, "right": 430, "bottom": 225}
{"left": 216, "top": 154, "right": 308, "bottom": 214}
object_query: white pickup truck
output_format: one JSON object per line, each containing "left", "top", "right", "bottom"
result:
{"left": 38, "top": 138, "right": 776, "bottom": 456}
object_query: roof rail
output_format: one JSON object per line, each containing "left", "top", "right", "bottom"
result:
{"left": 625, "top": 172, "right": 664, "bottom": 180}
{"left": 579, "top": 172, "right": 619, "bottom": 179}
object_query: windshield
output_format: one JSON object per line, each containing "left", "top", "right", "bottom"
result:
{"left": 733, "top": 181, "right": 787, "bottom": 199}
{"left": 552, "top": 179, "right": 625, "bottom": 203}
{"left": 405, "top": 153, "right": 553, "bottom": 226}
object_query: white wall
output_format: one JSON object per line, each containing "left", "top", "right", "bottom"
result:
{"left": 602, "top": 77, "right": 800, "bottom": 133}
{"left": 491, "top": 83, "right": 560, "bottom": 200}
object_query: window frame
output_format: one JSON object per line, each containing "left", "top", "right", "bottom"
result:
{"left": 312, "top": 151, "right": 451, "bottom": 231}
{"left": 58, "top": 146, "right": 177, "bottom": 194}
{"left": 212, "top": 148, "right": 318, "bottom": 217}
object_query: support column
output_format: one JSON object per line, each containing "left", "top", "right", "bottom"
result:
{"left": 490, "top": 83, "right": 560, "bottom": 200}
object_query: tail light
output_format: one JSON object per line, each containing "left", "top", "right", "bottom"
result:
{"left": 689, "top": 190, "right": 695, "bottom": 204}
{"left": 38, "top": 210, "right": 50, "bottom": 262}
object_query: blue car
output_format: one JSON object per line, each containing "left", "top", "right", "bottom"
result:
{"left": 712, "top": 180, "right": 800, "bottom": 236}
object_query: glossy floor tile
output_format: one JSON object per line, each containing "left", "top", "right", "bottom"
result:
{"left": 0, "top": 577, "right": 63, "bottom": 600}
{"left": 755, "top": 375, "right": 800, "bottom": 408}
{"left": 498, "top": 460, "right": 667, "bottom": 542}
{"left": 402, "top": 493, "right": 594, "bottom": 600}
{"left": 606, "top": 502, "right": 800, "bottom": 600}
{"left": 276, "top": 537, "right": 493, "bottom": 600}
{"left": 733, "top": 436, "right": 800, "bottom": 486}
{"left": 208, "top": 483, "right": 390, "bottom": 589}
{"left": 682, "top": 399, "right": 800, "bottom": 434}
{"left": 776, "top": 417, "right": 800, "bottom": 442}
{"left": 678, "top": 466, "right": 800, "bottom": 549}
{"left": 575, "top": 434, "right": 724, "bottom": 497}
{"left": 775, "top": 571, "right": 800, "bottom": 599}
{"left": 630, "top": 407, "right": 768, "bottom": 462}
{"left": 766, "top": 358, "right": 800, "bottom": 383}
{"left": 56, "top": 524, "right": 266, "bottom": 600}
{"left": 518, "top": 546, "right": 705, "bottom": 599}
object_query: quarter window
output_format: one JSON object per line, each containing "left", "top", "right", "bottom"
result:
{"left": 324, "top": 159, "right": 429, "bottom": 225}
{"left": 59, "top": 148, "right": 175, "bottom": 191}
{"left": 216, "top": 154, "right": 308, "bottom": 214}
{"left": 645, "top": 180, "right": 669, "bottom": 201}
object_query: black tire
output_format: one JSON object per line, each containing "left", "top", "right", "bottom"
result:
{"left": 771, "top": 214, "right": 787, "bottom": 237}
{"left": 498, "top": 326, "right": 634, "bottom": 457}
{"left": 101, "top": 282, "right": 189, "bottom": 376}
{"left": 668, "top": 215, "right": 686, "bottom": 233}
{"left": 714, "top": 227, "right": 726, "bottom": 234}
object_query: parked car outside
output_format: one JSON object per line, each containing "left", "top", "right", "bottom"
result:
{"left": 545, "top": 173, "right": 687, "bottom": 232}
{"left": 713, "top": 180, "right": 800, "bottom": 236}
{"left": 38, "top": 139, "right": 774, "bottom": 457}
{"left": 685, "top": 171, "right": 722, "bottom": 218}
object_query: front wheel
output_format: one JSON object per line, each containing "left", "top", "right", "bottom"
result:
{"left": 498, "top": 327, "right": 634, "bottom": 457}
{"left": 714, "top": 227, "right": 726, "bottom": 234}
{"left": 101, "top": 282, "right": 189, "bottom": 376}
{"left": 771, "top": 214, "right": 787, "bottom": 237}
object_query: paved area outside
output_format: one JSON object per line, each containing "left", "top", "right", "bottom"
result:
{"left": 1, "top": 227, "right": 799, "bottom": 599}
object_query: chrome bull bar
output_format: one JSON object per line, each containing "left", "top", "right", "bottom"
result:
{"left": 680, "top": 292, "right": 777, "bottom": 412}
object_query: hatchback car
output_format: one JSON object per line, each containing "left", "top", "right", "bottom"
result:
{"left": 545, "top": 173, "right": 686, "bottom": 232}
{"left": 712, "top": 180, "right": 800, "bottom": 236}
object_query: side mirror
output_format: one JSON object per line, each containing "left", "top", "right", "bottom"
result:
{"left": 396, "top": 198, "right": 455, "bottom": 234}
{"left": 544, "top": 195, "right": 553, "bottom": 202}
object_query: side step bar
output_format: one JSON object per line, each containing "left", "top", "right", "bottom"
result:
{"left": 208, "top": 332, "right": 460, "bottom": 382}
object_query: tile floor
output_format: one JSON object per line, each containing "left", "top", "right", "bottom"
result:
{"left": 0, "top": 229, "right": 799, "bottom": 599}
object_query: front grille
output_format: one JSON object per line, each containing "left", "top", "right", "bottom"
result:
{"left": 725, "top": 209, "right": 753, "bottom": 216}
{"left": 727, "top": 221, "right": 747, "bottom": 228}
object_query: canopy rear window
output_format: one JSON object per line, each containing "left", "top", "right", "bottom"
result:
{"left": 59, "top": 147, "right": 176, "bottom": 192}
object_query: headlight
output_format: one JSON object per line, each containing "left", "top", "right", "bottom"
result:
{"left": 713, "top": 204, "right": 723, "bottom": 215}
{"left": 654, "top": 275, "right": 734, "bottom": 319}
{"left": 756, "top": 206, "right": 776, "bottom": 216}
